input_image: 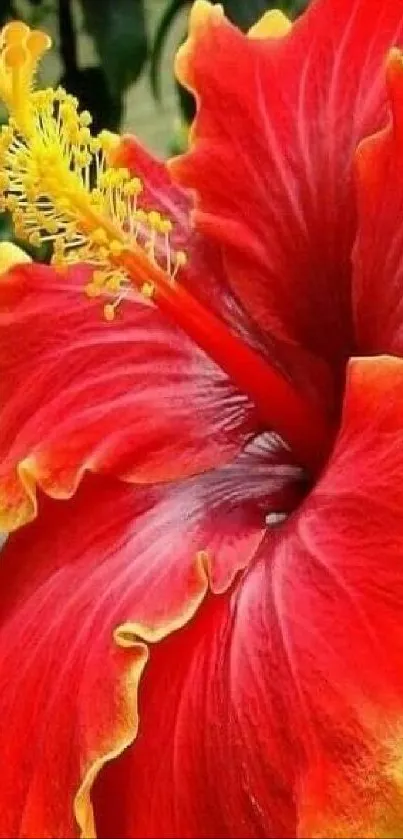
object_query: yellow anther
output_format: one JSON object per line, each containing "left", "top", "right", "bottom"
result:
{"left": 89, "top": 137, "right": 100, "bottom": 154}
{"left": 141, "top": 281, "right": 155, "bottom": 299}
{"left": 125, "top": 177, "right": 142, "bottom": 196}
{"left": 84, "top": 282, "right": 101, "bottom": 298}
{"left": 44, "top": 218, "right": 59, "bottom": 234}
{"left": 98, "top": 246, "right": 109, "bottom": 261}
{"left": 98, "top": 171, "right": 111, "bottom": 189}
{"left": 59, "top": 100, "right": 73, "bottom": 118}
{"left": 98, "top": 130, "right": 119, "bottom": 153}
{"left": 105, "top": 274, "right": 122, "bottom": 292}
{"left": 110, "top": 239, "right": 124, "bottom": 256}
{"left": 92, "top": 270, "right": 106, "bottom": 286}
{"left": 79, "top": 126, "right": 91, "bottom": 144}
{"left": 123, "top": 181, "right": 133, "bottom": 197}
{"left": 160, "top": 218, "right": 173, "bottom": 234}
{"left": 175, "top": 250, "right": 188, "bottom": 267}
{"left": 91, "top": 228, "right": 108, "bottom": 246}
{"left": 79, "top": 110, "right": 92, "bottom": 127}
{"left": 103, "top": 303, "right": 116, "bottom": 321}
{"left": 28, "top": 231, "right": 41, "bottom": 246}
{"left": 148, "top": 210, "right": 161, "bottom": 229}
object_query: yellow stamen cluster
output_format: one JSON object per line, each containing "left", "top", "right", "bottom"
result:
{"left": 0, "top": 21, "right": 187, "bottom": 319}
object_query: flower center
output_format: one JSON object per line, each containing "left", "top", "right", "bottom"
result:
{"left": 0, "top": 21, "right": 334, "bottom": 476}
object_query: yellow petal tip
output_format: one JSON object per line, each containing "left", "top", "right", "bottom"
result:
{"left": 189, "top": 0, "right": 223, "bottom": 29}
{"left": 0, "top": 241, "right": 31, "bottom": 275}
{"left": 175, "top": 0, "right": 224, "bottom": 89}
{"left": 248, "top": 9, "right": 292, "bottom": 40}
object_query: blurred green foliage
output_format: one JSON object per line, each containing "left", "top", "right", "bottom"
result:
{"left": 0, "top": 0, "right": 306, "bottom": 248}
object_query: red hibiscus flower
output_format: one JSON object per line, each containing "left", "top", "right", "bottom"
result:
{"left": 1, "top": 1, "right": 403, "bottom": 836}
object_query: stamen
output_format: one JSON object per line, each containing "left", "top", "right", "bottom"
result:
{"left": 141, "top": 281, "right": 156, "bottom": 299}
{"left": 0, "top": 24, "right": 185, "bottom": 320}
{"left": 0, "top": 22, "right": 51, "bottom": 133}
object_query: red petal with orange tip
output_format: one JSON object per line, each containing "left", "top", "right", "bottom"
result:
{"left": 354, "top": 48, "right": 403, "bottom": 355}
{"left": 170, "top": 0, "right": 403, "bottom": 383}
{"left": 0, "top": 435, "right": 299, "bottom": 838}
{"left": 0, "top": 261, "right": 259, "bottom": 532}
{"left": 95, "top": 355, "right": 403, "bottom": 838}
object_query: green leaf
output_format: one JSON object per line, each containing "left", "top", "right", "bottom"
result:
{"left": 175, "top": 74, "right": 195, "bottom": 122}
{"left": 150, "top": 0, "right": 190, "bottom": 100}
{"left": 59, "top": 66, "right": 123, "bottom": 132}
{"left": 0, "top": 0, "right": 13, "bottom": 27}
{"left": 79, "top": 0, "right": 148, "bottom": 96}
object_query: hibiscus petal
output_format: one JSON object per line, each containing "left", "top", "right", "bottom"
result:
{"left": 284, "top": 356, "right": 403, "bottom": 836}
{"left": 354, "top": 49, "right": 403, "bottom": 354}
{"left": 95, "top": 355, "right": 403, "bottom": 838}
{"left": 0, "top": 261, "right": 258, "bottom": 532}
{"left": 0, "top": 435, "right": 299, "bottom": 838}
{"left": 170, "top": 0, "right": 403, "bottom": 380}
